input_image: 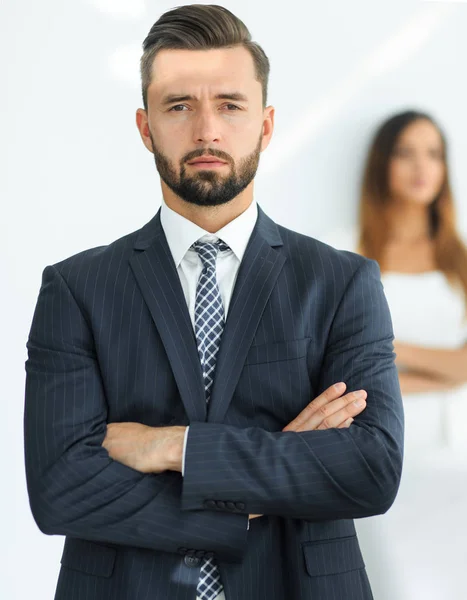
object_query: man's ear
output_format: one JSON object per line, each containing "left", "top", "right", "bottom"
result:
{"left": 136, "top": 108, "right": 154, "bottom": 153}
{"left": 261, "top": 105, "right": 275, "bottom": 152}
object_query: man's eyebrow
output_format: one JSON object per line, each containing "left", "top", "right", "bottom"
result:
{"left": 161, "top": 94, "right": 194, "bottom": 105}
{"left": 214, "top": 92, "right": 249, "bottom": 102}
{"left": 161, "top": 92, "right": 249, "bottom": 105}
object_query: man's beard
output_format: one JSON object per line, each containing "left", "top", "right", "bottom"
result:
{"left": 149, "top": 132, "right": 262, "bottom": 207}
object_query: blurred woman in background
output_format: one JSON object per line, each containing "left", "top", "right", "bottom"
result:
{"left": 359, "top": 110, "right": 467, "bottom": 404}
{"left": 327, "top": 110, "right": 467, "bottom": 600}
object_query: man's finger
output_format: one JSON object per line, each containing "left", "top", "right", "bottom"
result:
{"left": 283, "top": 382, "right": 346, "bottom": 431}
{"left": 313, "top": 392, "right": 366, "bottom": 431}
{"left": 288, "top": 389, "right": 367, "bottom": 432}
{"left": 337, "top": 417, "right": 354, "bottom": 428}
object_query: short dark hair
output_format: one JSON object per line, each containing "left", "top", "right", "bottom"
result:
{"left": 140, "top": 4, "right": 270, "bottom": 111}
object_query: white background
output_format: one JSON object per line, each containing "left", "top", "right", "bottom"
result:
{"left": 2, "top": 0, "right": 467, "bottom": 597}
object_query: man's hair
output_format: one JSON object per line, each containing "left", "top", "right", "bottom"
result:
{"left": 140, "top": 4, "right": 270, "bottom": 111}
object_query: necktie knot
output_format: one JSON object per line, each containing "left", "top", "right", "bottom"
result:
{"left": 192, "top": 239, "right": 230, "bottom": 271}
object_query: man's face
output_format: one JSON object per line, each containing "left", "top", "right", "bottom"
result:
{"left": 138, "top": 46, "right": 274, "bottom": 207}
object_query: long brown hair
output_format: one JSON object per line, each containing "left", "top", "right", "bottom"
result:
{"left": 358, "top": 110, "right": 467, "bottom": 308}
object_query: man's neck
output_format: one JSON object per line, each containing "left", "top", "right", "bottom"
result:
{"left": 161, "top": 182, "right": 255, "bottom": 233}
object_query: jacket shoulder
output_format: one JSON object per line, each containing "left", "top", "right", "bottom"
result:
{"left": 277, "top": 224, "right": 375, "bottom": 278}
{"left": 49, "top": 226, "right": 142, "bottom": 281}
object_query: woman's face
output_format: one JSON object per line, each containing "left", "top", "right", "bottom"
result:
{"left": 388, "top": 119, "right": 446, "bottom": 207}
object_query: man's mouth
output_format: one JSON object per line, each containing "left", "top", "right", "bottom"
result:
{"left": 187, "top": 156, "right": 228, "bottom": 168}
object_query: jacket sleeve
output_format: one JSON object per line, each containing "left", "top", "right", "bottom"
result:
{"left": 24, "top": 265, "right": 248, "bottom": 562}
{"left": 181, "top": 259, "right": 404, "bottom": 520}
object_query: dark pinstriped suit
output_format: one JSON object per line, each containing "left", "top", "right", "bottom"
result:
{"left": 24, "top": 205, "right": 404, "bottom": 599}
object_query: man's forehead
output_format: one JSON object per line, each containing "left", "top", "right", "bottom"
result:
{"left": 149, "top": 46, "right": 258, "bottom": 91}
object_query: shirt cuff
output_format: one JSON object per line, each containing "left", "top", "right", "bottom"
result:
{"left": 181, "top": 426, "right": 189, "bottom": 477}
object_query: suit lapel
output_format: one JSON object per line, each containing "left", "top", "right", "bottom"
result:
{"left": 129, "top": 211, "right": 206, "bottom": 423}
{"left": 207, "top": 207, "right": 286, "bottom": 423}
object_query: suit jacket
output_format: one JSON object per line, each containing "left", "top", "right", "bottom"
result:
{"left": 24, "top": 206, "right": 404, "bottom": 600}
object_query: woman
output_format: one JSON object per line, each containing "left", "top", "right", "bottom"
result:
{"left": 325, "top": 111, "right": 467, "bottom": 600}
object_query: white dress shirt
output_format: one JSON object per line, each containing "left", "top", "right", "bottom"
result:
{"left": 160, "top": 198, "right": 258, "bottom": 476}
{"left": 160, "top": 199, "right": 258, "bottom": 325}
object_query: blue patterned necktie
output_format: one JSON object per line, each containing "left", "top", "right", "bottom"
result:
{"left": 192, "top": 239, "right": 230, "bottom": 600}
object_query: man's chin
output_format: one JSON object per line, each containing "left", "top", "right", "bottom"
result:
{"left": 188, "top": 172, "right": 226, "bottom": 184}
{"left": 179, "top": 195, "right": 233, "bottom": 208}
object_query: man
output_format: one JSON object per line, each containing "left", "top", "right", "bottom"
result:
{"left": 24, "top": 5, "right": 403, "bottom": 600}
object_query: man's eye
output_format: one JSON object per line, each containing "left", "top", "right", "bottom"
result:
{"left": 224, "top": 104, "right": 240, "bottom": 111}
{"left": 169, "top": 105, "right": 187, "bottom": 112}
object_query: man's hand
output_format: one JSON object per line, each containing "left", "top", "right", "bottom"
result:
{"left": 102, "top": 423, "right": 186, "bottom": 474}
{"left": 282, "top": 382, "right": 366, "bottom": 433}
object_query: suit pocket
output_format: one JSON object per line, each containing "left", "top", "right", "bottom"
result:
{"left": 60, "top": 538, "right": 117, "bottom": 578}
{"left": 244, "top": 338, "right": 310, "bottom": 366}
{"left": 302, "top": 536, "right": 365, "bottom": 577}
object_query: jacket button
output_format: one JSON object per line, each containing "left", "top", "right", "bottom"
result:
{"left": 216, "top": 501, "right": 226, "bottom": 509}
{"left": 204, "top": 500, "right": 216, "bottom": 509}
{"left": 226, "top": 502, "right": 236, "bottom": 511}
{"left": 184, "top": 555, "right": 201, "bottom": 568}
{"left": 235, "top": 502, "right": 246, "bottom": 511}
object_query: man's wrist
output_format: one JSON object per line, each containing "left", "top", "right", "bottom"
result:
{"left": 166, "top": 426, "right": 187, "bottom": 473}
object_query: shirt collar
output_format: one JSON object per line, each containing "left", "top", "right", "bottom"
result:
{"left": 160, "top": 199, "right": 258, "bottom": 267}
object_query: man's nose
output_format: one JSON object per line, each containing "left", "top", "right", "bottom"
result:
{"left": 192, "top": 108, "right": 221, "bottom": 145}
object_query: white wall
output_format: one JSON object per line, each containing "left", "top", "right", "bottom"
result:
{"left": 2, "top": 0, "right": 467, "bottom": 598}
